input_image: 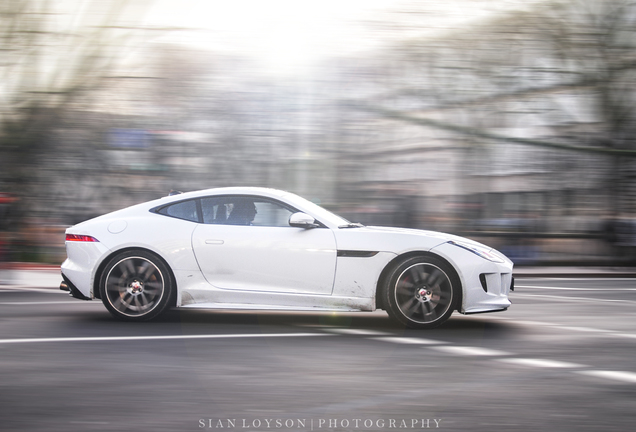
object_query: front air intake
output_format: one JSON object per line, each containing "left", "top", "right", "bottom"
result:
{"left": 479, "top": 273, "right": 488, "bottom": 292}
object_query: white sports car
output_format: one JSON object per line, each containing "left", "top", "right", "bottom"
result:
{"left": 61, "top": 187, "right": 513, "bottom": 328}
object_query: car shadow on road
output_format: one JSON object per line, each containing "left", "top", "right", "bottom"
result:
{"left": 73, "top": 308, "right": 518, "bottom": 341}
{"left": 162, "top": 309, "right": 518, "bottom": 338}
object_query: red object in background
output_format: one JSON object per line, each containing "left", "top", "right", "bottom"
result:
{"left": 0, "top": 193, "right": 18, "bottom": 204}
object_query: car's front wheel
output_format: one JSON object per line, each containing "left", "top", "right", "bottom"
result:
{"left": 99, "top": 250, "right": 174, "bottom": 321}
{"left": 382, "top": 255, "right": 459, "bottom": 329}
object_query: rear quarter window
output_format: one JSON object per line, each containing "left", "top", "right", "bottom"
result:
{"left": 158, "top": 200, "right": 199, "bottom": 222}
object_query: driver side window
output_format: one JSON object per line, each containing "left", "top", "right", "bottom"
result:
{"left": 200, "top": 196, "right": 295, "bottom": 227}
{"left": 252, "top": 201, "right": 294, "bottom": 227}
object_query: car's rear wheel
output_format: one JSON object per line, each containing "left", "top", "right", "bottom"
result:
{"left": 99, "top": 250, "right": 174, "bottom": 321}
{"left": 383, "top": 255, "right": 458, "bottom": 329}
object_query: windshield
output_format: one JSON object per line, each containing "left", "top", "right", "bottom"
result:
{"left": 281, "top": 192, "right": 351, "bottom": 227}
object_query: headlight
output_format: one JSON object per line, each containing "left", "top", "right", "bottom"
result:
{"left": 448, "top": 240, "right": 504, "bottom": 263}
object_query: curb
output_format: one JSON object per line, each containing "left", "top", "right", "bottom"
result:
{"left": 1, "top": 263, "right": 60, "bottom": 271}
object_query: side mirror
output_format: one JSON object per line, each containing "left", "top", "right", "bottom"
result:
{"left": 289, "top": 212, "right": 318, "bottom": 229}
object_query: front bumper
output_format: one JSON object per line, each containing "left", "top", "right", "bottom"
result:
{"left": 431, "top": 242, "right": 514, "bottom": 314}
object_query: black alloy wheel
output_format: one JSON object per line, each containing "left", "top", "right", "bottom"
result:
{"left": 383, "top": 255, "right": 458, "bottom": 329}
{"left": 99, "top": 250, "right": 175, "bottom": 321}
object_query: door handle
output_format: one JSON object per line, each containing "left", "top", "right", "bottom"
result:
{"left": 205, "top": 239, "right": 225, "bottom": 245}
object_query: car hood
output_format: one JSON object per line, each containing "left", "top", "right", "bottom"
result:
{"left": 334, "top": 225, "right": 498, "bottom": 255}
{"left": 365, "top": 226, "right": 488, "bottom": 245}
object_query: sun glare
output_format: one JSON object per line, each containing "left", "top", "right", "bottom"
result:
{"left": 146, "top": 0, "right": 549, "bottom": 75}
{"left": 148, "top": 0, "right": 396, "bottom": 75}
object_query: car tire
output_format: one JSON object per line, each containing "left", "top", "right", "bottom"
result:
{"left": 382, "top": 255, "right": 459, "bottom": 329}
{"left": 99, "top": 250, "right": 175, "bottom": 321}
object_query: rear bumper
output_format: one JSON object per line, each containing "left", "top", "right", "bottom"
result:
{"left": 61, "top": 240, "right": 110, "bottom": 299}
{"left": 60, "top": 274, "right": 91, "bottom": 301}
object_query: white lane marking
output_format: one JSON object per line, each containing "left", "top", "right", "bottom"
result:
{"left": 560, "top": 329, "right": 636, "bottom": 340}
{"left": 472, "top": 318, "right": 636, "bottom": 340}
{"left": 430, "top": 346, "right": 511, "bottom": 356}
{"left": 327, "top": 329, "right": 393, "bottom": 336}
{"left": 507, "top": 319, "right": 559, "bottom": 327}
{"left": 516, "top": 285, "right": 636, "bottom": 291}
{"left": 0, "top": 301, "right": 101, "bottom": 305}
{"left": 498, "top": 358, "right": 586, "bottom": 368}
{"left": 371, "top": 336, "right": 446, "bottom": 345}
{"left": 556, "top": 326, "right": 613, "bottom": 333}
{"left": 457, "top": 316, "right": 561, "bottom": 326}
{"left": 365, "top": 326, "right": 636, "bottom": 385}
{"left": 513, "top": 293, "right": 636, "bottom": 305}
{"left": 577, "top": 370, "right": 636, "bottom": 384}
{"left": 0, "top": 332, "right": 333, "bottom": 345}
{"left": 517, "top": 277, "right": 636, "bottom": 281}
{"left": 615, "top": 333, "right": 636, "bottom": 339}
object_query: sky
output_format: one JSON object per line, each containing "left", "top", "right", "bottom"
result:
{"left": 144, "top": 0, "right": 550, "bottom": 75}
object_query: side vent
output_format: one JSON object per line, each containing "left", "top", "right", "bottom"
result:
{"left": 479, "top": 273, "right": 488, "bottom": 292}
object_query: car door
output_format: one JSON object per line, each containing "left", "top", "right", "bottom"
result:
{"left": 191, "top": 195, "right": 337, "bottom": 295}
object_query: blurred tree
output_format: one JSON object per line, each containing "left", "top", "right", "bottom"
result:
{"left": 0, "top": 0, "right": 158, "bottom": 223}
{"left": 355, "top": 0, "right": 636, "bottom": 216}
{"left": 536, "top": 0, "right": 636, "bottom": 215}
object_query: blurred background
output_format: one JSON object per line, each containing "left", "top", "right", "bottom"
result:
{"left": 2, "top": 0, "right": 636, "bottom": 266}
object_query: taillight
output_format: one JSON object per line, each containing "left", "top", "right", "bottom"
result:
{"left": 66, "top": 234, "right": 99, "bottom": 242}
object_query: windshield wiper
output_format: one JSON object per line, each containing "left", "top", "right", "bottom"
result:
{"left": 338, "top": 223, "right": 365, "bottom": 229}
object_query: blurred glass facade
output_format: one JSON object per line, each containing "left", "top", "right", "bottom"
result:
{"left": 2, "top": 0, "right": 636, "bottom": 265}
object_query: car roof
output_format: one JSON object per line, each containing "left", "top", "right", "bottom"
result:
{"left": 156, "top": 187, "right": 290, "bottom": 204}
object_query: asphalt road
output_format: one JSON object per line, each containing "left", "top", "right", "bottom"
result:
{"left": 1, "top": 277, "right": 635, "bottom": 432}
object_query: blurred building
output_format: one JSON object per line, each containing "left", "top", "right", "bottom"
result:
{"left": 4, "top": 0, "right": 636, "bottom": 265}
{"left": 331, "top": 0, "right": 635, "bottom": 264}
